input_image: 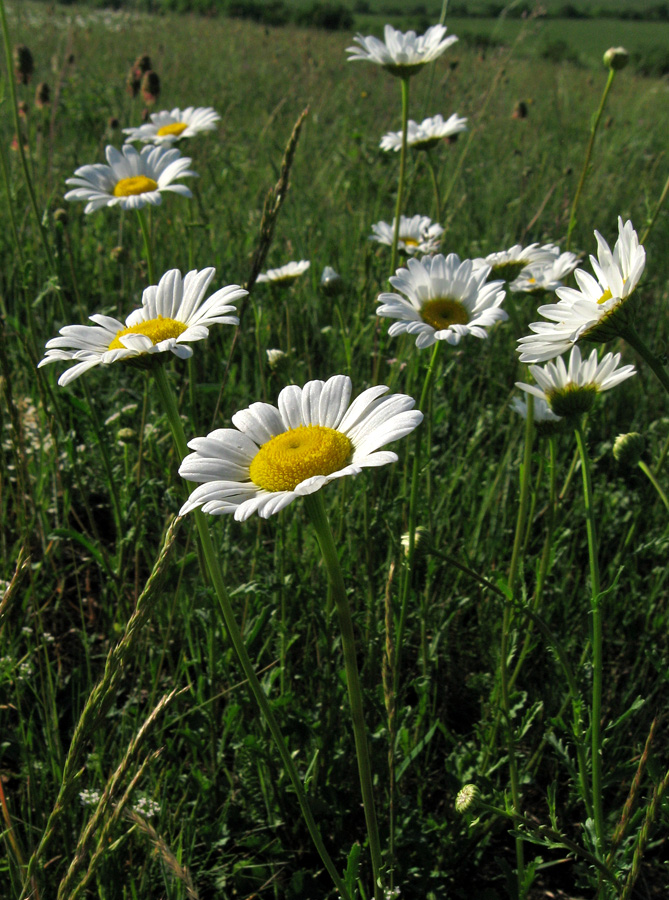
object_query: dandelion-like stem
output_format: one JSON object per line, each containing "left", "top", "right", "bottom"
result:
{"left": 566, "top": 67, "right": 616, "bottom": 250}
{"left": 153, "top": 365, "right": 352, "bottom": 900}
{"left": 389, "top": 76, "right": 410, "bottom": 278}
{"left": 574, "top": 421, "right": 606, "bottom": 859}
{"left": 304, "top": 490, "right": 384, "bottom": 900}
{"left": 638, "top": 461, "right": 669, "bottom": 512}
{"left": 136, "top": 208, "right": 155, "bottom": 285}
{"left": 620, "top": 321, "right": 669, "bottom": 399}
{"left": 425, "top": 149, "right": 441, "bottom": 222}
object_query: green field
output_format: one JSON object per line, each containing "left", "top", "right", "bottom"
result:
{"left": 2, "top": 1, "right": 669, "bottom": 899}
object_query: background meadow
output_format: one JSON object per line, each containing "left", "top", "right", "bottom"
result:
{"left": 1, "top": 1, "right": 669, "bottom": 898}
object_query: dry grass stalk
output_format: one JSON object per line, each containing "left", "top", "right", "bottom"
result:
{"left": 125, "top": 808, "right": 200, "bottom": 900}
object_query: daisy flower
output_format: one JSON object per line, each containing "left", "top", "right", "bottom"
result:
{"left": 515, "top": 345, "right": 635, "bottom": 418}
{"left": 517, "top": 219, "right": 646, "bottom": 363}
{"left": 347, "top": 24, "right": 458, "bottom": 77}
{"left": 510, "top": 251, "right": 580, "bottom": 295}
{"left": 256, "top": 260, "right": 310, "bottom": 286}
{"left": 476, "top": 242, "right": 560, "bottom": 283}
{"left": 380, "top": 113, "right": 468, "bottom": 152}
{"left": 377, "top": 253, "right": 507, "bottom": 349}
{"left": 64, "top": 144, "right": 197, "bottom": 214}
{"left": 39, "top": 268, "right": 244, "bottom": 386}
{"left": 178, "top": 375, "right": 423, "bottom": 521}
{"left": 123, "top": 106, "right": 221, "bottom": 144}
{"left": 511, "top": 395, "right": 564, "bottom": 436}
{"left": 370, "top": 215, "right": 443, "bottom": 257}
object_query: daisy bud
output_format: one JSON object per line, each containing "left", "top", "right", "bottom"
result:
{"left": 603, "top": 46, "right": 629, "bottom": 71}
{"left": 455, "top": 784, "right": 481, "bottom": 815}
{"left": 53, "top": 208, "right": 69, "bottom": 227}
{"left": 400, "top": 525, "right": 429, "bottom": 558}
{"left": 35, "top": 82, "right": 50, "bottom": 109}
{"left": 613, "top": 432, "right": 645, "bottom": 468}
{"left": 319, "top": 265, "right": 342, "bottom": 296}
{"left": 141, "top": 70, "right": 160, "bottom": 105}
{"left": 13, "top": 45, "right": 34, "bottom": 85}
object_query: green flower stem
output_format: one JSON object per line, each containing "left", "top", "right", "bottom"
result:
{"left": 389, "top": 76, "right": 410, "bottom": 279}
{"left": 638, "top": 461, "right": 669, "bottom": 513}
{"left": 473, "top": 801, "right": 619, "bottom": 889}
{"left": 425, "top": 150, "right": 441, "bottom": 223}
{"left": 153, "top": 365, "right": 351, "bottom": 900}
{"left": 304, "top": 490, "right": 383, "bottom": 900}
{"left": 574, "top": 422, "right": 606, "bottom": 858}
{"left": 0, "top": 0, "right": 57, "bottom": 277}
{"left": 395, "top": 340, "right": 440, "bottom": 695}
{"left": 621, "top": 321, "right": 669, "bottom": 399}
{"left": 640, "top": 170, "right": 669, "bottom": 245}
{"left": 566, "top": 67, "right": 616, "bottom": 250}
{"left": 136, "top": 208, "right": 155, "bottom": 285}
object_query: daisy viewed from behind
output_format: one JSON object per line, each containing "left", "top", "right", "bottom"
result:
{"left": 347, "top": 24, "right": 458, "bottom": 77}
{"left": 476, "top": 242, "right": 560, "bottom": 283}
{"left": 516, "top": 345, "right": 635, "bottom": 418}
{"left": 377, "top": 253, "right": 507, "bottom": 348}
{"left": 65, "top": 144, "right": 197, "bottom": 213}
{"left": 39, "top": 268, "right": 244, "bottom": 386}
{"left": 179, "top": 375, "right": 423, "bottom": 521}
{"left": 517, "top": 218, "right": 646, "bottom": 363}
{"left": 123, "top": 106, "right": 221, "bottom": 144}
{"left": 256, "top": 260, "right": 310, "bottom": 286}
{"left": 370, "top": 215, "right": 443, "bottom": 257}
{"left": 380, "top": 113, "right": 468, "bottom": 152}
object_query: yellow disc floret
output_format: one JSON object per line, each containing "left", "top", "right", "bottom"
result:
{"left": 109, "top": 315, "right": 187, "bottom": 350}
{"left": 597, "top": 287, "right": 613, "bottom": 305}
{"left": 421, "top": 297, "right": 469, "bottom": 331}
{"left": 157, "top": 122, "right": 188, "bottom": 138}
{"left": 113, "top": 175, "right": 159, "bottom": 197}
{"left": 249, "top": 425, "right": 353, "bottom": 493}
{"left": 402, "top": 237, "right": 419, "bottom": 248}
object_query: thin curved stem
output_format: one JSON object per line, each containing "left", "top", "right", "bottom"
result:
{"left": 136, "top": 208, "right": 155, "bottom": 285}
{"left": 153, "top": 365, "right": 351, "bottom": 900}
{"left": 622, "top": 321, "right": 669, "bottom": 398}
{"left": 425, "top": 150, "right": 441, "bottom": 222}
{"left": 566, "top": 67, "right": 616, "bottom": 250}
{"left": 574, "top": 422, "right": 606, "bottom": 858}
{"left": 638, "top": 461, "right": 669, "bottom": 513}
{"left": 389, "top": 76, "right": 410, "bottom": 279}
{"left": 304, "top": 491, "right": 383, "bottom": 900}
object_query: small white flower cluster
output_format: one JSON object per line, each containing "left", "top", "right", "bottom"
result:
{"left": 133, "top": 794, "right": 161, "bottom": 818}
{"left": 79, "top": 789, "right": 102, "bottom": 807}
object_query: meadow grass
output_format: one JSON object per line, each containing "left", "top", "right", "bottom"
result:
{"left": 1, "top": 2, "right": 669, "bottom": 899}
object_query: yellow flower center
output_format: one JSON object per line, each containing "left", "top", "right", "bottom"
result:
{"left": 113, "top": 175, "right": 159, "bottom": 197}
{"left": 421, "top": 298, "right": 469, "bottom": 331}
{"left": 597, "top": 287, "right": 613, "bottom": 306}
{"left": 157, "top": 121, "right": 188, "bottom": 138}
{"left": 401, "top": 237, "right": 419, "bottom": 248}
{"left": 249, "top": 425, "right": 352, "bottom": 493}
{"left": 108, "top": 315, "right": 187, "bottom": 350}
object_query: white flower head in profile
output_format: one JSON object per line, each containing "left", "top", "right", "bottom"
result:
{"left": 64, "top": 144, "right": 197, "bottom": 214}
{"left": 380, "top": 113, "right": 468, "bottom": 152}
{"left": 516, "top": 345, "right": 636, "bottom": 418}
{"left": 377, "top": 253, "right": 507, "bottom": 349}
{"left": 347, "top": 23, "right": 458, "bottom": 77}
{"left": 510, "top": 251, "right": 580, "bottom": 295}
{"left": 370, "top": 215, "right": 443, "bottom": 257}
{"left": 517, "top": 218, "right": 646, "bottom": 363}
{"left": 123, "top": 106, "right": 221, "bottom": 145}
{"left": 257, "top": 260, "right": 310, "bottom": 286}
{"left": 39, "top": 268, "right": 244, "bottom": 386}
{"left": 178, "top": 375, "right": 423, "bottom": 521}
{"left": 476, "top": 242, "right": 560, "bottom": 284}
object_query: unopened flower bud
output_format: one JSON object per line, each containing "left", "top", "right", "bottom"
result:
{"left": 603, "top": 47, "right": 629, "bottom": 71}
{"left": 400, "top": 525, "right": 428, "bottom": 558}
{"left": 125, "top": 68, "right": 140, "bottom": 98}
{"left": 53, "top": 208, "right": 69, "bottom": 227}
{"left": 613, "top": 432, "right": 644, "bottom": 468}
{"left": 141, "top": 70, "right": 160, "bottom": 105}
{"left": 455, "top": 784, "right": 481, "bottom": 815}
{"left": 13, "top": 45, "right": 34, "bottom": 85}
